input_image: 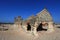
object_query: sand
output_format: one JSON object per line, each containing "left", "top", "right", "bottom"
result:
{"left": 0, "top": 26, "right": 60, "bottom": 40}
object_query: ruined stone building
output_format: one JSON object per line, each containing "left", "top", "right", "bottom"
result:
{"left": 0, "top": 8, "right": 54, "bottom": 33}
{"left": 14, "top": 8, "right": 54, "bottom": 33}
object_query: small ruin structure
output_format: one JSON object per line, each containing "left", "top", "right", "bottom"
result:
{"left": 0, "top": 8, "right": 54, "bottom": 35}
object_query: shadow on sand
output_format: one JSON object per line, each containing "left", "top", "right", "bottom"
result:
{"left": 57, "top": 26, "right": 60, "bottom": 28}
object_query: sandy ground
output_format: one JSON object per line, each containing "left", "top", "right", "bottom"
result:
{"left": 0, "top": 26, "right": 60, "bottom": 40}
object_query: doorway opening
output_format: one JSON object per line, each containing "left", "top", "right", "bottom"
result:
{"left": 37, "top": 23, "right": 43, "bottom": 31}
{"left": 27, "top": 23, "right": 31, "bottom": 31}
{"left": 36, "top": 22, "right": 48, "bottom": 31}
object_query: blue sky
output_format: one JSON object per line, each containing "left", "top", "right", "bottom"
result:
{"left": 0, "top": 0, "right": 60, "bottom": 23}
